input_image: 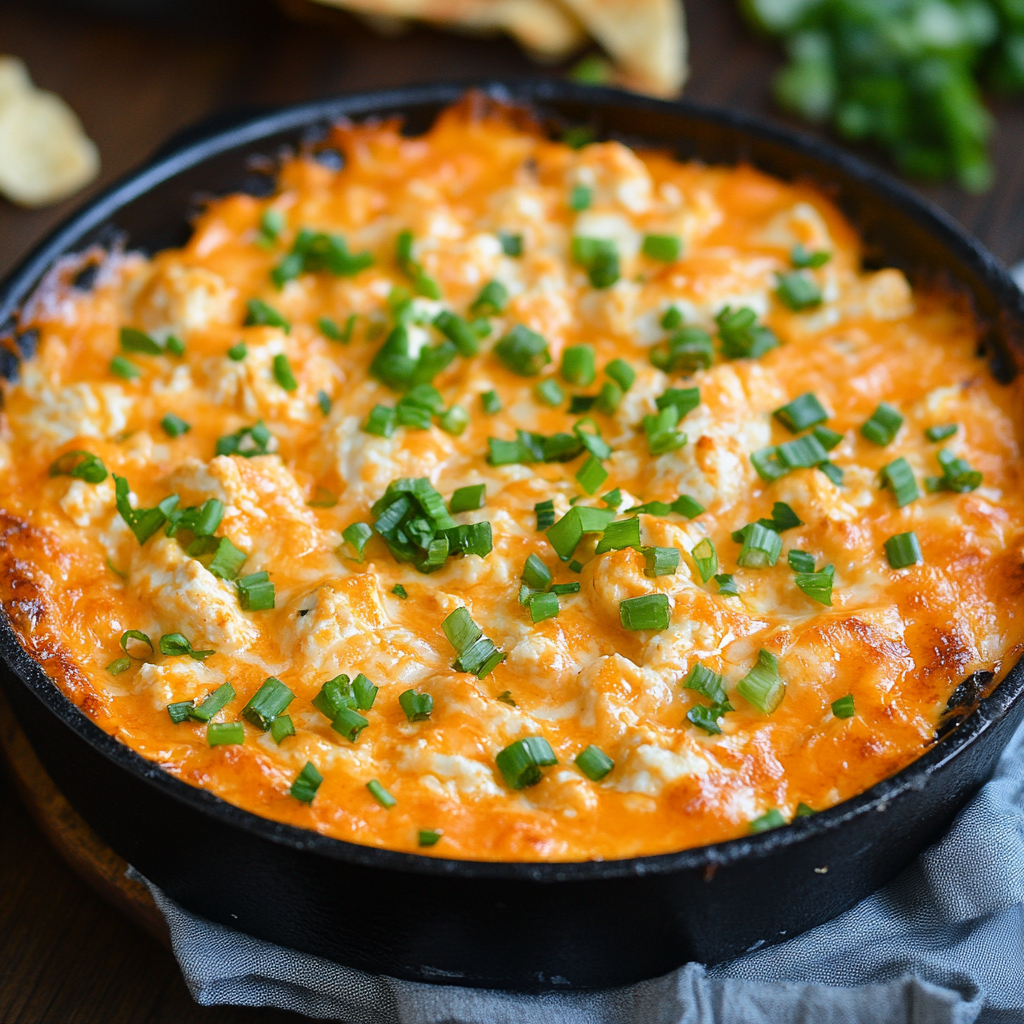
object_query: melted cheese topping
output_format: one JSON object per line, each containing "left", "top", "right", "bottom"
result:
{"left": 3, "top": 99, "right": 1024, "bottom": 862}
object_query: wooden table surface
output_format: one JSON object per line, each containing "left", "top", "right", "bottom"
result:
{"left": 0, "top": 0, "right": 1022, "bottom": 1019}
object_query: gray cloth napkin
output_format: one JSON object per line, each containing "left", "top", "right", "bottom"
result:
{"left": 133, "top": 714, "right": 1024, "bottom": 1024}
{"left": 136, "top": 261, "right": 1024, "bottom": 1023}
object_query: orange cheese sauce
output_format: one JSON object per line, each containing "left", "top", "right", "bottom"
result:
{"left": 3, "top": 97, "right": 1024, "bottom": 861}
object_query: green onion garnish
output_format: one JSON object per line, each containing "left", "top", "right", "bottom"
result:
{"left": 534, "top": 499, "right": 555, "bottom": 531}
{"left": 49, "top": 449, "right": 107, "bottom": 484}
{"left": 110, "top": 355, "right": 140, "bottom": 380}
{"left": 775, "top": 270, "right": 822, "bottom": 310}
{"left": 271, "top": 230, "right": 373, "bottom": 286}
{"left": 661, "top": 306, "right": 683, "bottom": 329}
{"left": 643, "top": 546, "right": 680, "bottom": 577}
{"left": 107, "top": 658, "right": 131, "bottom": 675}
{"left": 391, "top": 584, "right": 408, "bottom": 600}
{"left": 619, "top": 593, "right": 670, "bottom": 631}
{"left": 832, "top": 694, "right": 855, "bottom": 718}
{"left": 522, "top": 553, "right": 553, "bottom": 590}
{"left": 471, "top": 280, "right": 508, "bottom": 316}
{"left": 367, "top": 779, "right": 397, "bottom": 808}
{"left": 575, "top": 455, "right": 608, "bottom": 495}
{"left": 926, "top": 423, "right": 958, "bottom": 442}
{"left": 551, "top": 582, "right": 581, "bottom": 595}
{"left": 650, "top": 326, "right": 714, "bottom": 374}
{"left": 880, "top": 457, "right": 919, "bottom": 507}
{"left": 690, "top": 538, "right": 717, "bottom": 583}
{"left": 687, "top": 702, "right": 732, "bottom": 735}
{"left": 604, "top": 358, "right": 635, "bottom": 392}
{"left": 534, "top": 378, "right": 564, "bottom": 406}
{"left": 861, "top": 402, "right": 903, "bottom": 445}
{"left": 364, "top": 404, "right": 397, "bottom": 437}
{"left": 434, "top": 310, "right": 480, "bottom": 357}
{"left": 791, "top": 244, "right": 830, "bottom": 268}
{"left": 215, "top": 420, "right": 275, "bottom": 457}
{"left": 112, "top": 476, "right": 179, "bottom": 543}
{"left": 291, "top": 762, "right": 323, "bottom": 803}
{"left": 166, "top": 700, "right": 192, "bottom": 722}
{"left": 528, "top": 590, "right": 560, "bottom": 622}
{"left": 776, "top": 434, "right": 830, "bottom": 469}
{"left": 642, "top": 234, "right": 682, "bottom": 262}
{"left": 737, "top": 523, "right": 782, "bottom": 568}
{"left": 716, "top": 306, "right": 779, "bottom": 359}
{"left": 794, "top": 564, "right": 835, "bottom": 605}
{"left": 257, "top": 207, "right": 284, "bottom": 247}
{"left": 312, "top": 674, "right": 353, "bottom": 720}
{"left": 450, "top": 484, "right": 486, "bottom": 513}
{"left": 207, "top": 722, "right": 244, "bottom": 747}
{"left": 885, "top": 531, "right": 922, "bottom": 569}
{"left": 496, "top": 736, "right": 558, "bottom": 789}
{"left": 568, "top": 185, "right": 592, "bottom": 211}
{"left": 683, "top": 662, "right": 728, "bottom": 703}
{"left": 795, "top": 802, "right": 815, "bottom": 817}
{"left": 926, "top": 449, "right": 983, "bottom": 493}
{"left": 341, "top": 522, "right": 372, "bottom": 562}
{"left": 656, "top": 386, "right": 700, "bottom": 420}
{"left": 498, "top": 231, "right": 522, "bottom": 256}
{"left": 120, "top": 327, "right": 162, "bottom": 355}
{"left": 812, "top": 428, "right": 843, "bottom": 454}
{"left": 481, "top": 390, "right": 502, "bottom": 415}
{"left": 572, "top": 393, "right": 598, "bottom": 414}
{"left": 244, "top": 298, "right": 290, "bottom": 333}
{"left": 819, "top": 461, "right": 844, "bottom": 485}
{"left": 332, "top": 706, "right": 369, "bottom": 743}
{"left": 272, "top": 353, "right": 298, "bottom": 391}
{"left": 318, "top": 314, "right": 356, "bottom": 343}
{"left": 496, "top": 690, "right": 517, "bottom": 706}
{"left": 572, "top": 236, "right": 619, "bottom": 288}
{"left": 165, "top": 335, "right": 185, "bottom": 356}
{"left": 595, "top": 516, "right": 640, "bottom": 553}
{"left": 546, "top": 505, "right": 614, "bottom": 561}
{"left": 575, "top": 744, "right": 614, "bottom": 780}
{"left": 774, "top": 392, "right": 828, "bottom": 433}
{"left": 715, "top": 573, "right": 739, "bottom": 595}
{"left": 737, "top": 650, "right": 785, "bottom": 714}
{"left": 188, "top": 683, "right": 236, "bottom": 722}
{"left": 159, "top": 632, "right": 215, "bottom": 660}
{"left": 495, "top": 324, "right": 551, "bottom": 376}
{"left": 561, "top": 344, "right": 596, "bottom": 386}
{"left": 241, "top": 677, "right": 294, "bottom": 730}
{"left": 750, "top": 809, "right": 786, "bottom": 833}
{"left": 787, "top": 549, "right": 816, "bottom": 573}
{"left": 750, "top": 446, "right": 787, "bottom": 482}
{"left": 271, "top": 715, "right": 295, "bottom": 744}
{"left": 643, "top": 405, "right": 687, "bottom": 455}
{"left": 237, "top": 571, "right": 275, "bottom": 611}
{"left": 352, "top": 673, "right": 377, "bottom": 710}
{"left": 161, "top": 413, "right": 191, "bottom": 438}
{"left": 227, "top": 342, "right": 247, "bottom": 361}
{"left": 317, "top": 390, "right": 332, "bottom": 417}
{"left": 442, "top": 606, "right": 506, "bottom": 678}
{"left": 418, "top": 829, "right": 443, "bottom": 846}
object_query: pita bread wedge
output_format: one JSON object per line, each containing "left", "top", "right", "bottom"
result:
{"left": 0, "top": 56, "right": 100, "bottom": 208}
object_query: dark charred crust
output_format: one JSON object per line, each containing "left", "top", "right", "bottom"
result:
{"left": 71, "top": 263, "right": 101, "bottom": 292}
{"left": 934, "top": 670, "right": 996, "bottom": 742}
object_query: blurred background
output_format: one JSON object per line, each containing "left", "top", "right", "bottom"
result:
{"left": 1, "top": 1, "right": 1022, "bottom": 1021}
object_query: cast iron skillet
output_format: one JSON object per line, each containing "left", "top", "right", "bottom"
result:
{"left": 2, "top": 81, "right": 1024, "bottom": 993}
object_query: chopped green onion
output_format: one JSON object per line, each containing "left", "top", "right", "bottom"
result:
{"left": 683, "top": 663, "right": 728, "bottom": 703}
{"left": 498, "top": 231, "right": 522, "bottom": 256}
{"left": 227, "top": 342, "right": 247, "bottom": 361}
{"left": 926, "top": 423, "right": 958, "bottom": 442}
{"left": 619, "top": 593, "right": 671, "bottom": 631}
{"left": 534, "top": 378, "right": 565, "bottom": 406}
{"left": 317, "top": 390, "right": 332, "bottom": 416}
{"left": 215, "top": 421, "right": 275, "bottom": 458}
{"left": 166, "top": 700, "right": 192, "bottom": 723}
{"left": 750, "top": 809, "right": 786, "bottom": 833}
{"left": 433, "top": 310, "right": 479, "bottom": 357}
{"left": 572, "top": 394, "right": 599, "bottom": 414}
{"left": 332, "top": 706, "right": 369, "bottom": 743}
{"left": 257, "top": 207, "right": 285, "bottom": 246}
{"left": 159, "top": 632, "right": 214, "bottom": 660}
{"left": 568, "top": 185, "right": 592, "bottom": 211}
{"left": 777, "top": 434, "right": 830, "bottom": 469}
{"left": 391, "top": 584, "right": 408, "bottom": 599}
{"left": 161, "top": 413, "right": 191, "bottom": 438}
{"left": 795, "top": 564, "right": 835, "bottom": 605}
{"left": 450, "top": 484, "right": 485, "bottom": 513}
{"left": 418, "top": 829, "right": 443, "bottom": 846}
{"left": 203, "top": 537, "right": 247, "bottom": 581}
{"left": 861, "top": 403, "right": 903, "bottom": 445}
{"left": 120, "top": 327, "right": 162, "bottom": 355}
{"left": 650, "top": 326, "right": 714, "bottom": 374}
{"left": 237, "top": 571, "right": 275, "bottom": 611}
{"left": 561, "top": 344, "right": 596, "bottom": 386}
{"left": 107, "top": 657, "right": 131, "bottom": 675}
{"left": 737, "top": 650, "right": 785, "bottom": 714}
{"left": 481, "top": 389, "right": 502, "bottom": 415}
{"left": 643, "top": 405, "right": 686, "bottom": 455}
{"left": 774, "top": 392, "right": 828, "bottom": 433}
{"left": 528, "top": 590, "right": 560, "bottom": 622}
{"left": 594, "top": 515, "right": 641, "bottom": 554}
{"left": 546, "top": 505, "right": 614, "bottom": 561}
{"left": 643, "top": 546, "right": 680, "bottom": 577}
{"left": 795, "top": 802, "right": 815, "bottom": 817}
{"left": 716, "top": 306, "right": 779, "bottom": 360}
{"left": 715, "top": 573, "right": 739, "bottom": 595}
{"left": 367, "top": 779, "right": 397, "bottom": 808}
{"left": 442, "top": 606, "right": 506, "bottom": 678}
{"left": 926, "top": 449, "right": 983, "bottom": 493}
{"left": 737, "top": 523, "right": 783, "bottom": 568}
{"left": 271, "top": 715, "right": 295, "bottom": 744}
{"left": 775, "top": 270, "right": 822, "bottom": 310}
{"left": 318, "top": 314, "right": 356, "bottom": 343}
{"left": 687, "top": 702, "right": 733, "bottom": 735}
{"left": 364, "top": 404, "right": 397, "bottom": 438}
{"left": 495, "top": 736, "right": 558, "bottom": 789}
{"left": 604, "top": 358, "right": 635, "bottom": 392}
{"left": 351, "top": 673, "right": 377, "bottom": 711}
{"left": 49, "top": 449, "right": 107, "bottom": 484}
{"left": 656, "top": 387, "right": 701, "bottom": 421}
{"left": 791, "top": 244, "right": 830, "bottom": 268}
{"left": 112, "top": 476, "right": 179, "bottom": 544}
{"left": 569, "top": 559, "right": 584, "bottom": 573}
{"left": 342, "top": 522, "right": 373, "bottom": 562}
{"left": 242, "top": 677, "right": 294, "bottom": 730}
{"left": 813, "top": 426, "right": 843, "bottom": 452}
{"left": 551, "top": 581, "right": 581, "bottom": 595}
{"left": 188, "top": 682, "right": 236, "bottom": 723}
{"left": 522, "top": 553, "right": 553, "bottom": 590}
{"left": 165, "top": 335, "right": 185, "bottom": 356}
{"left": 534, "top": 499, "right": 555, "bottom": 531}
{"left": 575, "top": 455, "right": 608, "bottom": 495}
{"left": 272, "top": 230, "right": 373, "bottom": 286}
{"left": 291, "top": 762, "right": 323, "bottom": 803}
{"left": 642, "top": 234, "right": 682, "bottom": 262}
{"left": 470, "top": 280, "right": 508, "bottom": 316}
{"left": 110, "top": 355, "right": 140, "bottom": 380}
{"left": 788, "top": 549, "right": 816, "bottom": 573}
{"left": 207, "top": 722, "right": 244, "bottom": 747}
{"left": 819, "top": 461, "right": 844, "bottom": 485}
{"left": 495, "top": 324, "right": 551, "bottom": 376}
{"left": 496, "top": 691, "right": 517, "bottom": 706}
{"left": 881, "top": 457, "right": 919, "bottom": 507}
{"left": 575, "top": 744, "right": 614, "bottom": 780}
{"left": 750, "top": 446, "right": 787, "bottom": 482}
{"left": 885, "top": 531, "right": 922, "bottom": 569}
{"left": 244, "top": 298, "right": 290, "bottom": 333}
{"left": 832, "top": 694, "right": 855, "bottom": 718}
{"left": 312, "top": 674, "right": 354, "bottom": 721}
{"left": 661, "top": 306, "right": 683, "bottom": 329}
{"left": 690, "top": 538, "right": 717, "bottom": 583}
{"left": 395, "top": 402, "right": 432, "bottom": 430}
{"left": 272, "top": 353, "right": 298, "bottom": 391}
{"left": 572, "top": 236, "right": 619, "bottom": 288}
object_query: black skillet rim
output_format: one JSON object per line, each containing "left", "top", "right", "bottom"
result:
{"left": 2, "top": 79, "right": 1023, "bottom": 885}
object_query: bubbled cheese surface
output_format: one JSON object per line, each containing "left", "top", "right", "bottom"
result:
{"left": 2, "top": 99, "right": 1024, "bottom": 861}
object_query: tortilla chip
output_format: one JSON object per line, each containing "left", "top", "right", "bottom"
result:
{"left": 0, "top": 56, "right": 99, "bottom": 208}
